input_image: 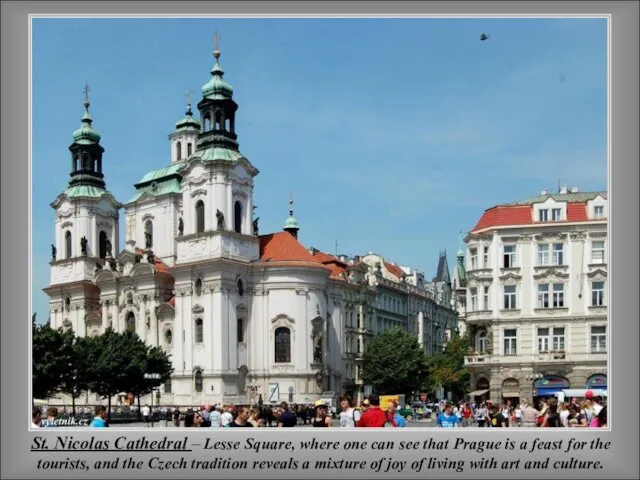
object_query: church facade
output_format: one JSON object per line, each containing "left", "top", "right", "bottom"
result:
{"left": 44, "top": 45, "right": 457, "bottom": 407}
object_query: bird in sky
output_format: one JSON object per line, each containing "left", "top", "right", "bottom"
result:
{"left": 480, "top": 33, "right": 490, "bottom": 41}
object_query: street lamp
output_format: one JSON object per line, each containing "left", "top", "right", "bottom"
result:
{"left": 144, "top": 373, "right": 161, "bottom": 428}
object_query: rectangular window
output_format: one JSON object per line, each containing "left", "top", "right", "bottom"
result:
{"left": 551, "top": 208, "right": 562, "bottom": 221}
{"left": 504, "top": 329, "right": 517, "bottom": 355}
{"left": 483, "top": 246, "right": 489, "bottom": 267}
{"left": 594, "top": 205, "right": 604, "bottom": 219}
{"left": 503, "top": 285, "right": 517, "bottom": 310}
{"left": 539, "top": 209, "right": 549, "bottom": 222}
{"left": 237, "top": 318, "right": 244, "bottom": 343}
{"left": 483, "top": 286, "right": 490, "bottom": 310}
{"left": 592, "top": 281, "right": 605, "bottom": 306}
{"left": 590, "top": 326, "right": 607, "bottom": 353}
{"left": 164, "top": 378, "right": 172, "bottom": 393}
{"left": 553, "top": 283, "right": 565, "bottom": 307}
{"left": 187, "top": 142, "right": 193, "bottom": 156}
{"left": 470, "top": 288, "right": 478, "bottom": 311}
{"left": 537, "top": 327, "right": 550, "bottom": 353}
{"left": 503, "top": 245, "right": 516, "bottom": 268}
{"left": 552, "top": 243, "right": 564, "bottom": 265}
{"left": 591, "top": 241, "right": 605, "bottom": 264}
{"left": 538, "top": 244, "right": 550, "bottom": 266}
{"left": 537, "top": 284, "right": 550, "bottom": 308}
{"left": 470, "top": 248, "right": 478, "bottom": 270}
{"left": 552, "top": 327, "right": 565, "bottom": 351}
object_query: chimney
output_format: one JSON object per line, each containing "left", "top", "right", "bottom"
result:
{"left": 570, "top": 186, "right": 579, "bottom": 193}
{"left": 540, "top": 189, "right": 548, "bottom": 195}
{"left": 338, "top": 254, "right": 349, "bottom": 263}
{"left": 353, "top": 255, "right": 361, "bottom": 262}
{"left": 559, "top": 185, "right": 568, "bottom": 194}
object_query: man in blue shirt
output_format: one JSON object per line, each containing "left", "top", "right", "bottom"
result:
{"left": 436, "top": 403, "right": 460, "bottom": 428}
{"left": 388, "top": 401, "right": 407, "bottom": 427}
{"left": 89, "top": 405, "right": 109, "bottom": 428}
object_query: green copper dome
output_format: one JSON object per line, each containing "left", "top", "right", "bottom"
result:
{"left": 175, "top": 104, "right": 201, "bottom": 131}
{"left": 72, "top": 100, "right": 101, "bottom": 144}
{"left": 202, "top": 50, "right": 234, "bottom": 100}
{"left": 284, "top": 214, "right": 299, "bottom": 230}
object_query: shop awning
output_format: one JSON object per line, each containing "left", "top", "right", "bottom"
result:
{"left": 467, "top": 389, "right": 490, "bottom": 396}
{"left": 502, "top": 392, "right": 520, "bottom": 398}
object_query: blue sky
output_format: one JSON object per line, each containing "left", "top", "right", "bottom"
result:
{"left": 31, "top": 17, "right": 607, "bottom": 323}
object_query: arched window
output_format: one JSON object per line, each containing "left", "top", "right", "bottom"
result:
{"left": 476, "top": 330, "right": 487, "bottom": 354}
{"left": 65, "top": 231, "right": 72, "bottom": 259}
{"left": 194, "top": 370, "right": 203, "bottom": 393}
{"left": 144, "top": 220, "right": 153, "bottom": 248}
{"left": 126, "top": 312, "right": 136, "bottom": 333}
{"left": 194, "top": 278, "right": 203, "bottom": 297}
{"left": 237, "top": 279, "right": 244, "bottom": 296}
{"left": 65, "top": 297, "right": 71, "bottom": 311}
{"left": 203, "top": 115, "right": 211, "bottom": 132}
{"left": 234, "top": 201, "right": 242, "bottom": 233}
{"left": 82, "top": 153, "right": 90, "bottom": 170}
{"left": 194, "top": 318, "right": 203, "bottom": 343}
{"left": 99, "top": 230, "right": 107, "bottom": 259}
{"left": 187, "top": 142, "right": 192, "bottom": 157}
{"left": 164, "top": 328, "right": 172, "bottom": 345}
{"left": 195, "top": 200, "right": 205, "bottom": 233}
{"left": 164, "top": 377, "right": 172, "bottom": 393}
{"left": 176, "top": 141, "right": 182, "bottom": 161}
{"left": 275, "top": 327, "right": 291, "bottom": 363}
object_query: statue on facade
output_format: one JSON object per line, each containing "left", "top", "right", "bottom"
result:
{"left": 80, "top": 236, "right": 88, "bottom": 255}
{"left": 216, "top": 209, "right": 225, "bottom": 230}
{"left": 314, "top": 339, "right": 323, "bottom": 364}
{"left": 51, "top": 244, "right": 56, "bottom": 261}
{"left": 252, "top": 217, "right": 259, "bottom": 236}
{"left": 105, "top": 239, "right": 112, "bottom": 257}
{"left": 178, "top": 217, "right": 184, "bottom": 236}
{"left": 144, "top": 232, "right": 152, "bottom": 249}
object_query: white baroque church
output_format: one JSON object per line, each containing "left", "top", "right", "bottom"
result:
{"left": 44, "top": 45, "right": 354, "bottom": 407}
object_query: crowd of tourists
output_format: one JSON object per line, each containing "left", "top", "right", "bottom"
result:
{"left": 435, "top": 390, "right": 608, "bottom": 428}
{"left": 32, "top": 390, "right": 607, "bottom": 429}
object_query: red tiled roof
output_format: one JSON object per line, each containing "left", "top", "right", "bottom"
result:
{"left": 384, "top": 262, "right": 406, "bottom": 279}
{"left": 472, "top": 203, "right": 591, "bottom": 233}
{"left": 258, "top": 232, "right": 324, "bottom": 264}
{"left": 135, "top": 248, "right": 170, "bottom": 273}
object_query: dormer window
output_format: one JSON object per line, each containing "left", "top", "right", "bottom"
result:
{"left": 594, "top": 205, "right": 604, "bottom": 219}
{"left": 551, "top": 208, "right": 562, "bottom": 221}
{"left": 538, "top": 209, "right": 549, "bottom": 222}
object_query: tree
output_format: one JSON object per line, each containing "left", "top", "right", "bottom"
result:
{"left": 32, "top": 323, "right": 68, "bottom": 401}
{"left": 58, "top": 334, "right": 91, "bottom": 417}
{"left": 86, "top": 328, "right": 174, "bottom": 422}
{"left": 85, "top": 328, "right": 137, "bottom": 422}
{"left": 424, "top": 333, "right": 471, "bottom": 401}
{"left": 362, "top": 327, "right": 428, "bottom": 398}
{"left": 120, "top": 332, "right": 174, "bottom": 417}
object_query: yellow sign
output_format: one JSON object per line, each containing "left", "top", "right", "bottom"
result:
{"left": 379, "top": 395, "right": 400, "bottom": 410}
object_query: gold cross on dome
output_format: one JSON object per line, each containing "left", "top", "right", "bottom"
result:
{"left": 214, "top": 30, "right": 220, "bottom": 50}
{"left": 185, "top": 89, "right": 192, "bottom": 106}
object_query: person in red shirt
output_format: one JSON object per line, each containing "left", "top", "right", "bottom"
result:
{"left": 357, "top": 394, "right": 394, "bottom": 427}
{"left": 461, "top": 403, "right": 472, "bottom": 427}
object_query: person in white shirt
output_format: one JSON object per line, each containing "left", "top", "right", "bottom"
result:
{"left": 514, "top": 405, "right": 523, "bottom": 427}
{"left": 221, "top": 406, "right": 234, "bottom": 427}
{"left": 209, "top": 406, "right": 222, "bottom": 428}
{"left": 338, "top": 395, "right": 361, "bottom": 428}
{"left": 141, "top": 405, "right": 151, "bottom": 426}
